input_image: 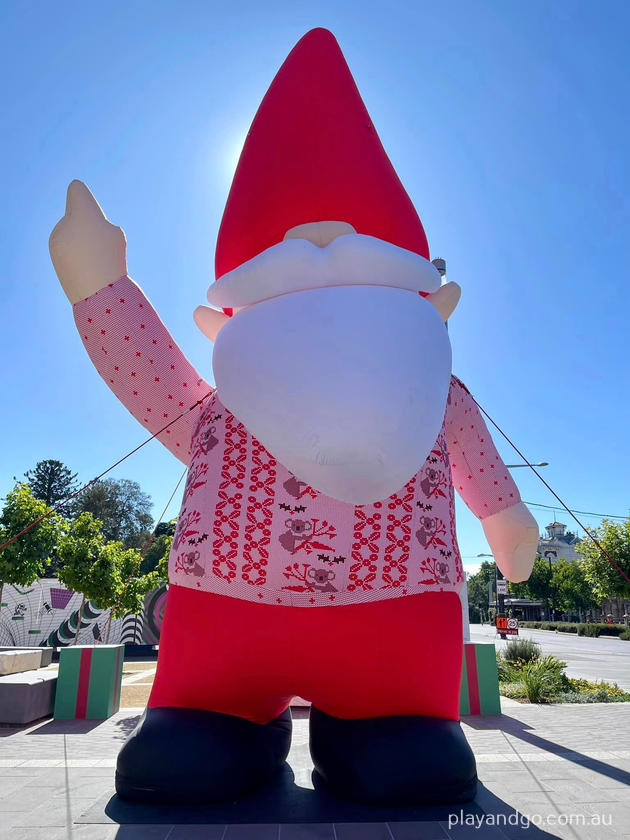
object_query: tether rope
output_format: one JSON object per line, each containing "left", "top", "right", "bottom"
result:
{"left": 0, "top": 392, "right": 212, "bottom": 553}
{"left": 469, "top": 393, "right": 630, "bottom": 586}
{"left": 1, "top": 386, "right": 628, "bottom": 587}
{"left": 94, "top": 466, "right": 187, "bottom": 644}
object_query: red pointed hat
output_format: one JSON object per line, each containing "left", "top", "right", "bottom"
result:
{"left": 214, "top": 28, "right": 430, "bottom": 279}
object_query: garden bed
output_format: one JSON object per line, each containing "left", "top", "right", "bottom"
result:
{"left": 496, "top": 638, "right": 630, "bottom": 704}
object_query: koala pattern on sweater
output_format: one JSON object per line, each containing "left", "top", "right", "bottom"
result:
{"left": 74, "top": 276, "right": 521, "bottom": 607}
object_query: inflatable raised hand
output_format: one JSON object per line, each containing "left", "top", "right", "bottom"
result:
{"left": 50, "top": 29, "right": 538, "bottom": 806}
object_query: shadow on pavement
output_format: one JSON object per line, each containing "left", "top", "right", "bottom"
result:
{"left": 465, "top": 712, "right": 630, "bottom": 787}
{"left": 75, "top": 765, "right": 559, "bottom": 836}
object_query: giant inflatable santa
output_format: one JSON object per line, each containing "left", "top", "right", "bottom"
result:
{"left": 50, "top": 29, "right": 538, "bottom": 806}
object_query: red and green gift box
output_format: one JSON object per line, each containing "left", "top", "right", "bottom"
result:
{"left": 459, "top": 642, "right": 501, "bottom": 716}
{"left": 54, "top": 645, "right": 124, "bottom": 719}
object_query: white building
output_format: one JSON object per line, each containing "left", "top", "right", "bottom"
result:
{"left": 537, "top": 521, "right": 581, "bottom": 563}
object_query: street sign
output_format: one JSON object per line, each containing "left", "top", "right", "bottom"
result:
{"left": 496, "top": 616, "right": 518, "bottom": 636}
{"left": 496, "top": 579, "right": 507, "bottom": 595}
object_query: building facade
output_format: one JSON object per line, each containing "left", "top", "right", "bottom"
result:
{"left": 537, "top": 521, "right": 581, "bottom": 563}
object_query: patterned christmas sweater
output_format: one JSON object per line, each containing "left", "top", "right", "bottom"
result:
{"left": 74, "top": 276, "right": 521, "bottom": 607}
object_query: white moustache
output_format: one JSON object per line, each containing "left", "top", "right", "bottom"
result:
{"left": 207, "top": 234, "right": 441, "bottom": 309}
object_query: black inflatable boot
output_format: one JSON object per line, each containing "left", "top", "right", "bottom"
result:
{"left": 309, "top": 707, "right": 477, "bottom": 806}
{"left": 116, "top": 706, "right": 292, "bottom": 803}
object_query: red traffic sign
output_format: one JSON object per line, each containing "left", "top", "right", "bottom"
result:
{"left": 496, "top": 616, "right": 518, "bottom": 636}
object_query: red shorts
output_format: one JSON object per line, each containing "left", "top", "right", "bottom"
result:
{"left": 149, "top": 584, "right": 463, "bottom": 724}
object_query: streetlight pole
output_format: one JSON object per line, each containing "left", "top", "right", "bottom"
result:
{"left": 477, "top": 552, "right": 507, "bottom": 639}
{"left": 505, "top": 462, "right": 549, "bottom": 468}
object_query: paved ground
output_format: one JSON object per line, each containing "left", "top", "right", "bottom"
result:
{"left": 470, "top": 624, "right": 630, "bottom": 690}
{"left": 0, "top": 701, "right": 629, "bottom": 839}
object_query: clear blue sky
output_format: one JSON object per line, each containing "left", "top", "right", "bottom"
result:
{"left": 1, "top": 0, "right": 629, "bottom": 573}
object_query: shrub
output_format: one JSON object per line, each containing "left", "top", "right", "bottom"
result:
{"left": 521, "top": 655, "right": 567, "bottom": 702}
{"left": 499, "top": 682, "right": 527, "bottom": 700}
{"left": 496, "top": 652, "right": 520, "bottom": 683}
{"left": 556, "top": 678, "right": 630, "bottom": 703}
{"left": 619, "top": 629, "right": 630, "bottom": 641}
{"left": 503, "top": 638, "right": 541, "bottom": 666}
{"left": 597, "top": 623, "right": 627, "bottom": 637}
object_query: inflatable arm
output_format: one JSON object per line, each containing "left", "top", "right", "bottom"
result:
{"left": 50, "top": 181, "right": 212, "bottom": 464}
{"left": 446, "top": 378, "right": 538, "bottom": 582}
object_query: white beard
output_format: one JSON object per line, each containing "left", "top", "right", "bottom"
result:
{"left": 212, "top": 284, "right": 451, "bottom": 504}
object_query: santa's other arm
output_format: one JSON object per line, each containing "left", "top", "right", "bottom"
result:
{"left": 445, "top": 377, "right": 538, "bottom": 582}
{"left": 50, "top": 181, "right": 212, "bottom": 464}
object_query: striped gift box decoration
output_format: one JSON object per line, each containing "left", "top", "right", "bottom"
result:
{"left": 459, "top": 642, "right": 501, "bottom": 716}
{"left": 54, "top": 645, "right": 124, "bottom": 719}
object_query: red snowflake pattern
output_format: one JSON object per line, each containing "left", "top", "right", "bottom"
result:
{"left": 348, "top": 503, "right": 383, "bottom": 591}
{"left": 381, "top": 477, "right": 415, "bottom": 589}
{"left": 211, "top": 412, "right": 246, "bottom": 583}
{"left": 242, "top": 440, "right": 277, "bottom": 586}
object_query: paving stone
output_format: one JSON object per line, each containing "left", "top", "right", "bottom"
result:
{"left": 334, "top": 824, "right": 393, "bottom": 840}
{"left": 104, "top": 828, "right": 175, "bottom": 840}
{"left": 224, "top": 826, "right": 279, "bottom": 839}
{"left": 0, "top": 703, "right": 629, "bottom": 838}
{"left": 8, "top": 797, "right": 95, "bottom": 828}
{"left": 439, "top": 822, "right": 509, "bottom": 839}
{"left": 167, "top": 827, "right": 230, "bottom": 839}
{"left": 0, "top": 829, "right": 68, "bottom": 840}
{"left": 279, "top": 824, "right": 335, "bottom": 839}
{"left": 388, "top": 821, "right": 449, "bottom": 839}
{"left": 0, "top": 786, "right": 59, "bottom": 812}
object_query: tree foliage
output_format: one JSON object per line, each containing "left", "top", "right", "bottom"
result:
{"left": 467, "top": 554, "right": 599, "bottom": 617}
{"left": 140, "top": 519, "right": 176, "bottom": 578}
{"left": 510, "top": 557, "right": 553, "bottom": 607}
{"left": 24, "top": 460, "right": 78, "bottom": 507}
{"left": 56, "top": 513, "right": 119, "bottom": 609}
{"left": 56, "top": 512, "right": 158, "bottom": 644}
{"left": 56, "top": 512, "right": 157, "bottom": 617}
{"left": 114, "top": 549, "right": 160, "bottom": 618}
{"left": 466, "top": 561, "right": 497, "bottom": 608}
{"left": 0, "top": 484, "right": 66, "bottom": 598}
{"left": 577, "top": 519, "right": 630, "bottom": 601}
{"left": 72, "top": 478, "right": 153, "bottom": 548}
{"left": 550, "top": 557, "right": 597, "bottom": 613}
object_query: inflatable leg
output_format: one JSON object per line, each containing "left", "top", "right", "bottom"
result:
{"left": 306, "top": 591, "right": 477, "bottom": 805}
{"left": 309, "top": 708, "right": 476, "bottom": 805}
{"left": 116, "top": 585, "right": 294, "bottom": 803}
{"left": 116, "top": 706, "right": 291, "bottom": 803}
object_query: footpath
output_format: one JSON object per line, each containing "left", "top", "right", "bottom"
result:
{"left": 1, "top": 700, "right": 629, "bottom": 839}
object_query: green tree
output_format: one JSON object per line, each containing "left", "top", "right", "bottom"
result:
{"left": 0, "top": 484, "right": 66, "bottom": 616}
{"left": 72, "top": 478, "right": 153, "bottom": 548}
{"left": 550, "top": 558, "right": 597, "bottom": 615}
{"left": 140, "top": 519, "right": 176, "bottom": 577}
{"left": 56, "top": 513, "right": 117, "bottom": 643}
{"left": 510, "top": 556, "right": 553, "bottom": 612}
{"left": 466, "top": 560, "right": 497, "bottom": 614}
{"left": 56, "top": 512, "right": 158, "bottom": 643}
{"left": 577, "top": 519, "right": 630, "bottom": 601}
{"left": 23, "top": 460, "right": 78, "bottom": 507}
{"left": 114, "top": 551, "right": 160, "bottom": 617}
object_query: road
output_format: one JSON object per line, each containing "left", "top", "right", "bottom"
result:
{"left": 469, "top": 623, "right": 630, "bottom": 690}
